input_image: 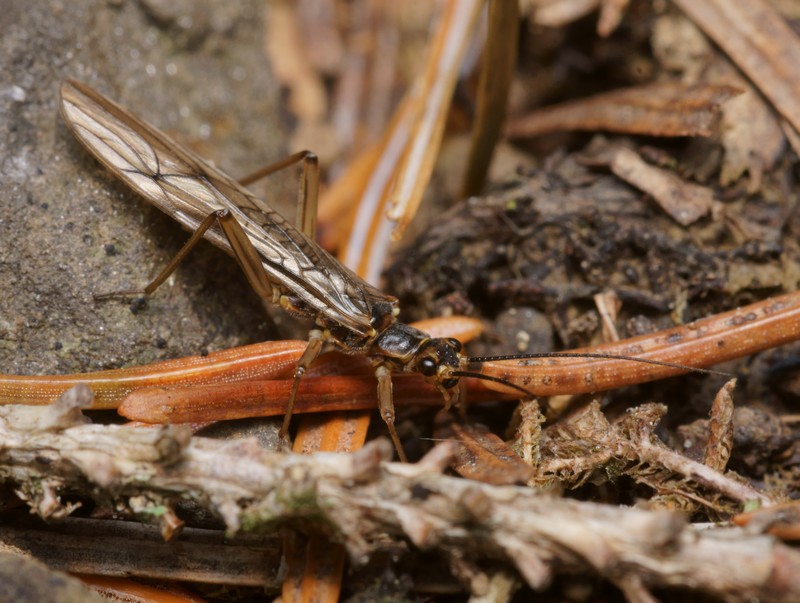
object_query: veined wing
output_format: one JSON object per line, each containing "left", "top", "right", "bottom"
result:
{"left": 59, "top": 79, "right": 396, "bottom": 336}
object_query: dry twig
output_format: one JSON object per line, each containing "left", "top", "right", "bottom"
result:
{"left": 535, "top": 398, "right": 771, "bottom": 513}
{"left": 1, "top": 386, "right": 798, "bottom": 600}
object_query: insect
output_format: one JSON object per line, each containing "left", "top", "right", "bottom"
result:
{"left": 60, "top": 79, "right": 496, "bottom": 460}
{"left": 59, "top": 79, "right": 721, "bottom": 461}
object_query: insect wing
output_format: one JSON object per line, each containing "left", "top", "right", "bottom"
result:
{"left": 59, "top": 79, "right": 396, "bottom": 336}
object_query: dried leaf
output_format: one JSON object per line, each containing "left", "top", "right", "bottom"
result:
{"left": 265, "top": 0, "right": 327, "bottom": 122}
{"left": 526, "top": 0, "right": 601, "bottom": 28}
{"left": 436, "top": 415, "right": 535, "bottom": 485}
{"left": 717, "top": 76, "right": 784, "bottom": 192}
{"left": 651, "top": 15, "right": 713, "bottom": 82}
{"left": 673, "top": 0, "right": 800, "bottom": 135}
{"left": 651, "top": 14, "right": 785, "bottom": 192}
{"left": 524, "top": 0, "right": 629, "bottom": 35}
{"left": 506, "top": 82, "right": 741, "bottom": 139}
{"left": 593, "top": 290, "right": 622, "bottom": 342}
{"left": 611, "top": 147, "right": 715, "bottom": 226}
{"left": 516, "top": 399, "right": 546, "bottom": 470}
{"left": 704, "top": 379, "right": 736, "bottom": 472}
{"left": 597, "top": 0, "right": 630, "bottom": 37}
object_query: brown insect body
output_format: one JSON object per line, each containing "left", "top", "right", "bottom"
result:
{"left": 59, "top": 79, "right": 464, "bottom": 459}
{"left": 60, "top": 79, "right": 722, "bottom": 461}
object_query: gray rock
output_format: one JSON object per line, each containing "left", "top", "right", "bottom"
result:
{"left": 0, "top": 1, "right": 299, "bottom": 378}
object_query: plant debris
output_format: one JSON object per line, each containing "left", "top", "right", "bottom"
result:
{"left": 2, "top": 389, "right": 800, "bottom": 601}
{"left": 6, "top": 1, "right": 800, "bottom": 601}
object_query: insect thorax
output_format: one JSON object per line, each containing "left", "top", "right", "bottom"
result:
{"left": 370, "top": 323, "right": 431, "bottom": 366}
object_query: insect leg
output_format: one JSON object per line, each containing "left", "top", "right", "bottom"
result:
{"left": 94, "top": 209, "right": 240, "bottom": 299}
{"left": 375, "top": 363, "right": 408, "bottom": 462}
{"left": 113, "top": 209, "right": 275, "bottom": 304}
{"left": 97, "top": 207, "right": 278, "bottom": 309}
{"left": 213, "top": 210, "right": 276, "bottom": 301}
{"left": 281, "top": 330, "right": 325, "bottom": 438}
{"left": 239, "top": 150, "right": 320, "bottom": 239}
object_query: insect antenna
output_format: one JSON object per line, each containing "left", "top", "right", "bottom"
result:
{"left": 450, "top": 370, "right": 537, "bottom": 397}
{"left": 466, "top": 352, "right": 732, "bottom": 378}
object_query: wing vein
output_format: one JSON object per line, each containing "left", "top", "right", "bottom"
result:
{"left": 60, "top": 79, "right": 398, "bottom": 336}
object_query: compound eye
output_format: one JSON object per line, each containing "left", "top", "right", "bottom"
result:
{"left": 447, "top": 338, "right": 463, "bottom": 352}
{"left": 442, "top": 378, "right": 459, "bottom": 389}
{"left": 419, "top": 357, "right": 437, "bottom": 376}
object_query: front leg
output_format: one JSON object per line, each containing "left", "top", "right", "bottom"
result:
{"left": 375, "top": 363, "right": 408, "bottom": 462}
{"left": 281, "top": 329, "right": 325, "bottom": 439}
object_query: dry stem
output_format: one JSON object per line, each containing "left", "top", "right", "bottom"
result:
{"left": 0, "top": 386, "right": 797, "bottom": 601}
